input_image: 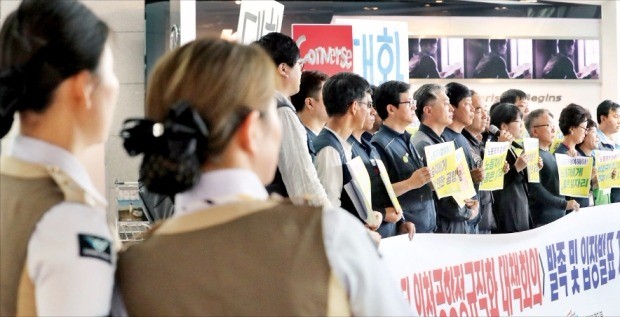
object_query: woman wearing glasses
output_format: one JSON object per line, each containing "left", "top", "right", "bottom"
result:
{"left": 555, "top": 103, "right": 592, "bottom": 209}
{"left": 489, "top": 103, "right": 533, "bottom": 233}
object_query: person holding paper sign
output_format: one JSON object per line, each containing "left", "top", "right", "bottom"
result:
{"left": 596, "top": 100, "right": 620, "bottom": 203}
{"left": 257, "top": 33, "right": 332, "bottom": 208}
{"left": 411, "top": 84, "right": 480, "bottom": 234}
{"left": 313, "top": 72, "right": 383, "bottom": 234}
{"left": 555, "top": 103, "right": 592, "bottom": 209}
{"left": 116, "top": 39, "right": 413, "bottom": 315}
{"left": 577, "top": 119, "right": 611, "bottom": 205}
{"left": 371, "top": 81, "right": 435, "bottom": 233}
{"left": 525, "top": 109, "right": 579, "bottom": 227}
{"left": 443, "top": 82, "right": 483, "bottom": 233}
{"left": 349, "top": 101, "right": 415, "bottom": 239}
{"left": 464, "top": 91, "right": 497, "bottom": 234}
{"left": 490, "top": 103, "right": 533, "bottom": 233}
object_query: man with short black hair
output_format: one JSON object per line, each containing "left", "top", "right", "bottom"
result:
{"left": 256, "top": 32, "right": 331, "bottom": 207}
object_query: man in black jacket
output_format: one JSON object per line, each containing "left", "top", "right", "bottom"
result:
{"left": 525, "top": 109, "right": 579, "bottom": 226}
{"left": 371, "top": 81, "right": 434, "bottom": 233}
{"left": 411, "top": 84, "right": 479, "bottom": 234}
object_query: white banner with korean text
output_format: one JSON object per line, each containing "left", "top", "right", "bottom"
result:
{"left": 380, "top": 203, "right": 620, "bottom": 316}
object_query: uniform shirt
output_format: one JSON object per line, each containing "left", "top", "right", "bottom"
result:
{"left": 9, "top": 135, "right": 114, "bottom": 316}
{"left": 174, "top": 169, "right": 414, "bottom": 316}
{"left": 272, "top": 92, "right": 332, "bottom": 207}
{"left": 596, "top": 129, "right": 620, "bottom": 203}
{"left": 314, "top": 127, "right": 353, "bottom": 208}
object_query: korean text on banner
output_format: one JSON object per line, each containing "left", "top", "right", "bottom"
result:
{"left": 453, "top": 148, "right": 476, "bottom": 207}
{"left": 524, "top": 137, "right": 540, "bottom": 183}
{"left": 479, "top": 141, "right": 510, "bottom": 191}
{"left": 424, "top": 141, "right": 458, "bottom": 199}
{"left": 236, "top": 0, "right": 284, "bottom": 44}
{"left": 331, "top": 18, "right": 408, "bottom": 86}
{"left": 556, "top": 154, "right": 593, "bottom": 198}
{"left": 291, "top": 24, "right": 353, "bottom": 76}
{"left": 379, "top": 203, "right": 620, "bottom": 316}
{"left": 593, "top": 150, "right": 620, "bottom": 190}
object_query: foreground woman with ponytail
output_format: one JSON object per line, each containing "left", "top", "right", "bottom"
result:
{"left": 0, "top": 0, "right": 119, "bottom": 315}
{"left": 116, "top": 38, "right": 412, "bottom": 316}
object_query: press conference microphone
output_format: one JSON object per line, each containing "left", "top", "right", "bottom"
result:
{"left": 489, "top": 124, "right": 521, "bottom": 149}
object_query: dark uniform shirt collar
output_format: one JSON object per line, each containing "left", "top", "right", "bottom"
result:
{"left": 418, "top": 123, "right": 444, "bottom": 143}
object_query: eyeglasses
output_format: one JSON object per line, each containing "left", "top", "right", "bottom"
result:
{"left": 296, "top": 59, "right": 305, "bottom": 71}
{"left": 399, "top": 99, "right": 416, "bottom": 107}
{"left": 357, "top": 101, "right": 372, "bottom": 109}
{"left": 576, "top": 126, "right": 588, "bottom": 132}
{"left": 358, "top": 101, "right": 373, "bottom": 109}
{"left": 533, "top": 124, "right": 551, "bottom": 128}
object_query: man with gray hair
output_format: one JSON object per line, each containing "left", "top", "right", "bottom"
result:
{"left": 412, "top": 84, "right": 479, "bottom": 234}
{"left": 525, "top": 109, "right": 579, "bottom": 227}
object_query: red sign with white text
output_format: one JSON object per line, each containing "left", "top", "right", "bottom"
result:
{"left": 292, "top": 24, "right": 353, "bottom": 76}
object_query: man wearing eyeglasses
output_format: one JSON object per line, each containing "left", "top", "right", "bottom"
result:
{"left": 313, "top": 73, "right": 383, "bottom": 231}
{"left": 411, "top": 84, "right": 479, "bottom": 234}
{"left": 525, "top": 109, "right": 579, "bottom": 226}
{"left": 256, "top": 32, "right": 332, "bottom": 208}
{"left": 371, "top": 81, "right": 435, "bottom": 234}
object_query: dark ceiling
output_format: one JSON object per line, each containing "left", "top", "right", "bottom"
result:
{"left": 185, "top": 0, "right": 599, "bottom": 38}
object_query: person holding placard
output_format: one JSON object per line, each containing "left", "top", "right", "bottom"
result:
{"left": 596, "top": 100, "right": 620, "bottom": 203}
{"left": 412, "top": 84, "right": 479, "bottom": 234}
{"left": 489, "top": 103, "right": 533, "bottom": 233}
{"left": 348, "top": 102, "right": 415, "bottom": 239}
{"left": 525, "top": 109, "right": 579, "bottom": 227}
{"left": 577, "top": 119, "right": 611, "bottom": 205}
{"left": 555, "top": 103, "right": 591, "bottom": 209}
{"left": 290, "top": 70, "right": 329, "bottom": 163}
{"left": 371, "top": 81, "right": 435, "bottom": 233}
{"left": 443, "top": 83, "right": 484, "bottom": 233}
{"left": 464, "top": 91, "right": 497, "bottom": 234}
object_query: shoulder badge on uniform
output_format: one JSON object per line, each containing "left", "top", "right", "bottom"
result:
{"left": 78, "top": 234, "right": 112, "bottom": 264}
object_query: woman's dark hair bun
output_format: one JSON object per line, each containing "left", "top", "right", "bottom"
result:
{"left": 121, "top": 101, "right": 209, "bottom": 196}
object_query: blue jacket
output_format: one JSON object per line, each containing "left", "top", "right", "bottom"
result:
{"left": 349, "top": 133, "right": 402, "bottom": 238}
{"left": 371, "top": 125, "right": 436, "bottom": 233}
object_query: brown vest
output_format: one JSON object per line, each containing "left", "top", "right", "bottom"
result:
{"left": 0, "top": 157, "right": 91, "bottom": 316}
{"left": 117, "top": 200, "right": 351, "bottom": 316}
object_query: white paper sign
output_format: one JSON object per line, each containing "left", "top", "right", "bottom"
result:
{"left": 236, "top": 0, "right": 284, "bottom": 45}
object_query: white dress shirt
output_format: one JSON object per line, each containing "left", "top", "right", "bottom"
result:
{"left": 174, "top": 168, "right": 414, "bottom": 316}
{"left": 275, "top": 92, "right": 332, "bottom": 208}
{"left": 314, "top": 127, "right": 353, "bottom": 208}
{"left": 8, "top": 135, "right": 114, "bottom": 316}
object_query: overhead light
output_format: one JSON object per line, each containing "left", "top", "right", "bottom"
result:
{"left": 520, "top": 0, "right": 537, "bottom": 2}
{"left": 501, "top": 6, "right": 508, "bottom": 9}
{"left": 425, "top": 3, "right": 431, "bottom": 6}
{"left": 435, "top": 0, "right": 443, "bottom": 3}
{"left": 494, "top": 6, "right": 501, "bottom": 10}
{"left": 363, "top": 6, "right": 379, "bottom": 11}
{"left": 234, "top": 0, "right": 241, "bottom": 4}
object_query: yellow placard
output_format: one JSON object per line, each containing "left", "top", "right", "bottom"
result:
{"left": 550, "top": 135, "right": 564, "bottom": 154}
{"left": 523, "top": 137, "right": 540, "bottom": 183}
{"left": 593, "top": 150, "right": 620, "bottom": 189}
{"left": 424, "top": 141, "right": 458, "bottom": 199}
{"left": 556, "top": 154, "right": 593, "bottom": 198}
{"left": 375, "top": 159, "right": 403, "bottom": 215}
{"left": 452, "top": 148, "right": 477, "bottom": 207}
{"left": 479, "top": 142, "right": 510, "bottom": 191}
